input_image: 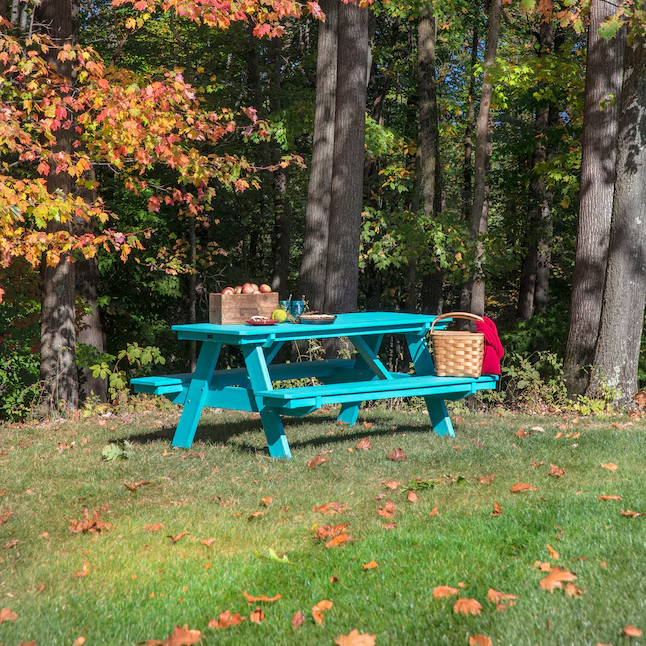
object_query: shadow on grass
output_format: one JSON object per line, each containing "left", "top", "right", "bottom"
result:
{"left": 115, "top": 411, "right": 441, "bottom": 455}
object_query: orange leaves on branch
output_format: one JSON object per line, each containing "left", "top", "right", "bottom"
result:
{"left": 242, "top": 591, "right": 282, "bottom": 604}
{"left": 0, "top": 607, "right": 17, "bottom": 623}
{"left": 539, "top": 567, "right": 577, "bottom": 592}
{"left": 511, "top": 482, "right": 538, "bottom": 493}
{"left": 145, "top": 624, "right": 201, "bottom": 645}
{"left": 307, "top": 455, "right": 329, "bottom": 468}
{"left": 356, "top": 437, "right": 371, "bottom": 450}
{"left": 454, "top": 598, "right": 482, "bottom": 616}
{"left": 313, "top": 502, "right": 350, "bottom": 515}
{"left": 432, "top": 586, "right": 459, "bottom": 598}
{"left": 547, "top": 464, "right": 565, "bottom": 477}
{"left": 334, "top": 629, "right": 377, "bottom": 645}
{"left": 68, "top": 508, "right": 112, "bottom": 534}
{"left": 387, "top": 448, "right": 407, "bottom": 461}
{"left": 601, "top": 463, "right": 618, "bottom": 472}
{"left": 312, "top": 599, "right": 333, "bottom": 624}
{"left": 208, "top": 611, "right": 245, "bottom": 630}
{"left": 377, "top": 501, "right": 397, "bottom": 519}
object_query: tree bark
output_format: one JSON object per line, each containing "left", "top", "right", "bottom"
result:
{"left": 588, "top": 19, "right": 646, "bottom": 404}
{"left": 564, "top": 0, "right": 626, "bottom": 395}
{"left": 462, "top": 22, "right": 478, "bottom": 221}
{"left": 468, "top": 0, "right": 501, "bottom": 316}
{"left": 299, "top": 0, "right": 337, "bottom": 312}
{"left": 37, "top": 0, "right": 80, "bottom": 413}
{"left": 323, "top": 0, "right": 369, "bottom": 314}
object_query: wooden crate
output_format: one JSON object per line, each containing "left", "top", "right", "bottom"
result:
{"left": 209, "top": 292, "right": 279, "bottom": 325}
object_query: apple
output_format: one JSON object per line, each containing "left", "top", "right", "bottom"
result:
{"left": 241, "top": 283, "right": 255, "bottom": 294}
{"left": 221, "top": 287, "right": 234, "bottom": 295}
{"left": 250, "top": 283, "right": 259, "bottom": 293}
{"left": 234, "top": 285, "right": 242, "bottom": 294}
{"left": 259, "top": 284, "right": 272, "bottom": 293}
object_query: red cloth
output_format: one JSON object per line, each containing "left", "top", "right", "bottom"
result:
{"left": 475, "top": 316, "right": 504, "bottom": 375}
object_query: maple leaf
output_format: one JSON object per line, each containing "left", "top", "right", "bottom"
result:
{"left": 535, "top": 560, "right": 553, "bottom": 571}
{"left": 546, "top": 544, "right": 559, "bottom": 560}
{"left": 469, "top": 636, "right": 493, "bottom": 646}
{"left": 539, "top": 567, "right": 577, "bottom": 592}
{"left": 382, "top": 480, "right": 401, "bottom": 490}
{"left": 601, "top": 463, "right": 618, "bottom": 472}
{"left": 511, "top": 482, "right": 538, "bottom": 493}
{"left": 377, "top": 501, "right": 397, "bottom": 518}
{"left": 334, "top": 629, "right": 377, "bottom": 646}
{"left": 291, "top": 610, "right": 305, "bottom": 629}
{"left": 124, "top": 480, "right": 150, "bottom": 491}
{"left": 356, "top": 437, "right": 371, "bottom": 450}
{"left": 564, "top": 582, "right": 586, "bottom": 598}
{"left": 242, "top": 591, "right": 282, "bottom": 604}
{"left": 72, "top": 562, "right": 89, "bottom": 578}
{"left": 429, "top": 507, "right": 439, "bottom": 516}
{"left": 143, "top": 624, "right": 202, "bottom": 646}
{"left": 362, "top": 560, "right": 378, "bottom": 569}
{"left": 312, "top": 502, "right": 350, "bottom": 515}
{"left": 249, "top": 607, "right": 265, "bottom": 624}
{"left": 207, "top": 610, "right": 246, "bottom": 629}
{"left": 200, "top": 538, "right": 216, "bottom": 546}
{"left": 144, "top": 523, "right": 163, "bottom": 532}
{"left": 325, "top": 533, "right": 356, "bottom": 548}
{"left": 433, "top": 585, "right": 458, "bottom": 598}
{"left": 598, "top": 494, "right": 623, "bottom": 501}
{"left": 454, "top": 598, "right": 482, "bottom": 616}
{"left": 387, "top": 448, "right": 407, "bottom": 461}
{"left": 623, "top": 625, "right": 643, "bottom": 638}
{"left": 312, "top": 599, "right": 333, "bottom": 624}
{"left": 0, "top": 607, "right": 17, "bottom": 623}
{"left": 478, "top": 474, "right": 495, "bottom": 484}
{"left": 314, "top": 523, "right": 349, "bottom": 540}
{"left": 407, "top": 491, "right": 418, "bottom": 503}
{"left": 620, "top": 509, "right": 641, "bottom": 518}
{"left": 308, "top": 455, "right": 329, "bottom": 468}
{"left": 547, "top": 464, "right": 565, "bottom": 477}
{"left": 491, "top": 502, "right": 502, "bottom": 516}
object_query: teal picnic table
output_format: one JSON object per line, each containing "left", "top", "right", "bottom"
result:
{"left": 131, "top": 312, "right": 497, "bottom": 459}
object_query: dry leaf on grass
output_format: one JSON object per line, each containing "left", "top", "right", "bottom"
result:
{"left": 433, "top": 586, "right": 458, "bottom": 598}
{"left": 362, "top": 561, "right": 378, "bottom": 570}
{"left": 312, "top": 599, "right": 333, "bottom": 624}
{"left": 72, "top": 562, "right": 89, "bottom": 578}
{"left": 145, "top": 624, "right": 202, "bottom": 646}
{"left": 291, "top": 610, "right": 305, "bottom": 629}
{"left": 72, "top": 638, "right": 86, "bottom": 646}
{"left": 243, "top": 591, "right": 281, "bottom": 604}
{"left": 68, "top": 508, "right": 112, "bottom": 534}
{"left": 312, "top": 502, "right": 351, "bottom": 515}
{"left": 407, "top": 491, "right": 418, "bottom": 503}
{"left": 620, "top": 509, "right": 641, "bottom": 518}
{"left": 208, "top": 611, "right": 245, "bottom": 629}
{"left": 555, "top": 432, "right": 563, "bottom": 439}
{"left": 623, "top": 625, "right": 643, "bottom": 638}
{"left": 601, "top": 463, "right": 618, "bottom": 472}
{"left": 260, "top": 497, "right": 273, "bottom": 507}
{"left": 0, "top": 607, "right": 17, "bottom": 623}
{"left": 325, "top": 533, "right": 356, "bottom": 549}
{"left": 180, "top": 451, "right": 205, "bottom": 461}
{"left": 200, "top": 538, "right": 216, "bottom": 546}
{"left": 248, "top": 511, "right": 265, "bottom": 521}
{"left": 515, "top": 430, "right": 530, "bottom": 438}
{"left": 144, "top": 523, "right": 163, "bottom": 532}
{"left": 382, "top": 522, "right": 397, "bottom": 530}
{"left": 249, "top": 607, "right": 265, "bottom": 624}
{"left": 167, "top": 532, "right": 188, "bottom": 544}
{"left": 598, "top": 494, "right": 623, "bottom": 501}
{"left": 334, "top": 629, "right": 377, "bottom": 646}
{"left": 382, "top": 480, "right": 401, "bottom": 490}
{"left": 478, "top": 474, "right": 495, "bottom": 484}
{"left": 429, "top": 507, "right": 439, "bottom": 516}
{"left": 539, "top": 567, "right": 577, "bottom": 592}
{"left": 511, "top": 482, "right": 538, "bottom": 493}
{"left": 534, "top": 561, "right": 552, "bottom": 571}
{"left": 308, "top": 455, "right": 329, "bottom": 468}
{"left": 356, "top": 437, "right": 371, "bottom": 450}
{"left": 531, "top": 461, "right": 544, "bottom": 468}
{"left": 469, "top": 636, "right": 493, "bottom": 646}
{"left": 547, "top": 464, "right": 565, "bottom": 477}
{"left": 4, "top": 539, "right": 17, "bottom": 549}
{"left": 564, "top": 583, "right": 586, "bottom": 598}
{"left": 387, "top": 448, "right": 407, "bottom": 461}
{"left": 546, "top": 544, "right": 559, "bottom": 560}
{"left": 454, "top": 598, "right": 482, "bottom": 616}
{"left": 314, "top": 523, "right": 349, "bottom": 540}
{"left": 124, "top": 480, "right": 150, "bottom": 491}
{"left": 378, "top": 501, "right": 397, "bottom": 518}
{"left": 487, "top": 588, "right": 519, "bottom": 611}
{"left": 491, "top": 503, "right": 502, "bottom": 517}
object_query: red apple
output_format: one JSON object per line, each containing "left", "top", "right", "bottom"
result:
{"left": 221, "top": 287, "right": 234, "bottom": 295}
{"left": 234, "top": 285, "right": 243, "bottom": 294}
{"left": 241, "top": 283, "right": 255, "bottom": 294}
{"left": 259, "top": 284, "right": 272, "bottom": 293}
{"left": 250, "top": 283, "right": 259, "bottom": 293}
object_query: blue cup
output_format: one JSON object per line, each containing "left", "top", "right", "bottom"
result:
{"left": 290, "top": 300, "right": 305, "bottom": 317}
{"left": 279, "top": 300, "right": 291, "bottom": 312}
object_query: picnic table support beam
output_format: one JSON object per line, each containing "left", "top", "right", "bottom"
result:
{"left": 243, "top": 345, "right": 292, "bottom": 459}
{"left": 405, "top": 332, "right": 455, "bottom": 437}
{"left": 172, "top": 342, "right": 222, "bottom": 448}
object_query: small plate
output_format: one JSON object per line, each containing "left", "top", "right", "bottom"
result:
{"left": 298, "top": 314, "right": 337, "bottom": 325}
{"left": 246, "top": 319, "right": 279, "bottom": 326}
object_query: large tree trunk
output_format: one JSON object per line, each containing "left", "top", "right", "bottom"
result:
{"left": 588, "top": 20, "right": 646, "bottom": 405}
{"left": 467, "top": 0, "right": 501, "bottom": 316}
{"left": 564, "top": 0, "right": 626, "bottom": 395}
{"left": 462, "top": 22, "right": 478, "bottom": 221}
{"left": 299, "top": 0, "right": 337, "bottom": 312}
{"left": 323, "top": 0, "right": 369, "bottom": 314}
{"left": 37, "top": 0, "right": 80, "bottom": 413}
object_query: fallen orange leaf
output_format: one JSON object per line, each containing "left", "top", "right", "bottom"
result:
{"left": 487, "top": 588, "right": 519, "bottom": 610}
{"left": 312, "top": 599, "right": 333, "bottom": 624}
{"left": 248, "top": 511, "right": 265, "bottom": 521}
{"left": 261, "top": 497, "right": 273, "bottom": 507}
{"left": 68, "top": 508, "right": 112, "bottom": 534}
{"left": 334, "top": 629, "right": 377, "bottom": 645}
{"left": 243, "top": 591, "right": 282, "bottom": 604}
{"left": 478, "top": 474, "right": 495, "bottom": 484}
{"left": 432, "top": 585, "right": 458, "bottom": 598}
{"left": 469, "top": 636, "right": 492, "bottom": 646}
{"left": 312, "top": 502, "right": 351, "bottom": 515}
{"left": 167, "top": 532, "right": 188, "bottom": 544}
{"left": 382, "top": 522, "right": 397, "bottom": 530}
{"left": 308, "top": 455, "right": 329, "bottom": 468}
{"left": 491, "top": 502, "right": 502, "bottom": 517}
{"left": 314, "top": 523, "right": 349, "bottom": 540}
{"left": 600, "top": 561, "right": 607, "bottom": 569}
{"left": 564, "top": 582, "right": 586, "bottom": 598}
{"left": 598, "top": 494, "right": 623, "bottom": 501}
{"left": 0, "top": 607, "right": 17, "bottom": 623}
{"left": 387, "top": 448, "right": 407, "bottom": 461}
{"left": 362, "top": 561, "right": 378, "bottom": 570}
{"left": 620, "top": 509, "right": 641, "bottom": 518}
{"left": 377, "top": 501, "right": 397, "bottom": 518}
{"left": 623, "top": 625, "right": 643, "bottom": 638}
{"left": 200, "top": 538, "right": 216, "bottom": 546}
{"left": 601, "top": 463, "right": 618, "bottom": 472}
{"left": 539, "top": 567, "right": 577, "bottom": 592}
{"left": 72, "top": 562, "right": 89, "bottom": 578}
{"left": 124, "top": 480, "right": 150, "bottom": 492}
{"left": 325, "top": 533, "right": 356, "bottom": 548}
{"left": 356, "top": 437, "right": 371, "bottom": 450}
{"left": 429, "top": 507, "right": 439, "bottom": 516}
{"left": 291, "top": 610, "right": 305, "bottom": 629}
{"left": 145, "top": 623, "right": 201, "bottom": 645}
{"left": 531, "top": 461, "right": 544, "bottom": 468}
{"left": 535, "top": 560, "right": 553, "bottom": 571}
{"left": 511, "top": 482, "right": 538, "bottom": 493}
{"left": 407, "top": 491, "right": 418, "bottom": 503}
{"left": 144, "top": 523, "right": 162, "bottom": 532}
{"left": 546, "top": 544, "right": 559, "bottom": 560}
{"left": 555, "top": 432, "right": 563, "bottom": 439}
{"left": 381, "top": 480, "right": 401, "bottom": 490}
{"left": 72, "top": 638, "right": 86, "bottom": 646}
{"left": 547, "top": 464, "right": 565, "bottom": 477}
{"left": 454, "top": 598, "right": 482, "bottom": 616}
{"left": 208, "top": 610, "right": 246, "bottom": 629}
{"left": 249, "top": 607, "right": 265, "bottom": 624}
{"left": 515, "top": 429, "right": 530, "bottom": 438}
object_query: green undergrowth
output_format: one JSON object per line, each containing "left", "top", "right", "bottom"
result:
{"left": 1, "top": 408, "right": 646, "bottom": 644}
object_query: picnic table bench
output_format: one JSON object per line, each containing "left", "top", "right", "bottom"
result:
{"left": 131, "top": 312, "right": 497, "bottom": 458}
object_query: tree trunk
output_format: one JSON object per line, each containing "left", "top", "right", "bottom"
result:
{"left": 564, "top": 0, "right": 626, "bottom": 395}
{"left": 588, "top": 19, "right": 646, "bottom": 404}
{"left": 299, "top": 0, "right": 337, "bottom": 312}
{"left": 462, "top": 22, "right": 478, "bottom": 221}
{"left": 37, "top": 0, "right": 80, "bottom": 413}
{"left": 323, "top": 0, "right": 369, "bottom": 314}
{"left": 468, "top": 0, "right": 501, "bottom": 316}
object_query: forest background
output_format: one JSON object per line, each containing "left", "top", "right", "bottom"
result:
{"left": 1, "top": 0, "right": 645, "bottom": 422}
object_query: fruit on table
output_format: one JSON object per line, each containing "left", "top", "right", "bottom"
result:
{"left": 259, "top": 284, "right": 272, "bottom": 293}
{"left": 221, "top": 286, "right": 235, "bottom": 295}
{"left": 220, "top": 283, "right": 273, "bottom": 294}
{"left": 271, "top": 309, "right": 288, "bottom": 322}
{"left": 234, "top": 286, "right": 242, "bottom": 294}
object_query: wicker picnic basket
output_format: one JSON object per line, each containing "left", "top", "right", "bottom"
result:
{"left": 430, "top": 312, "right": 485, "bottom": 379}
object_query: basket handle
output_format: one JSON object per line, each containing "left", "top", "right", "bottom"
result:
{"left": 430, "top": 311, "right": 484, "bottom": 333}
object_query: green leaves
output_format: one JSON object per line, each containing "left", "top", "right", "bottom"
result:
{"left": 101, "top": 441, "right": 135, "bottom": 461}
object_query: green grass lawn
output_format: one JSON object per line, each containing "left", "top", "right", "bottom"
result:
{"left": 1, "top": 405, "right": 646, "bottom": 645}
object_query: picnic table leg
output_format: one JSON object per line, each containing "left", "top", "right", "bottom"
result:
{"left": 405, "top": 333, "right": 455, "bottom": 438}
{"left": 172, "top": 342, "right": 222, "bottom": 448}
{"left": 243, "top": 345, "right": 292, "bottom": 459}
